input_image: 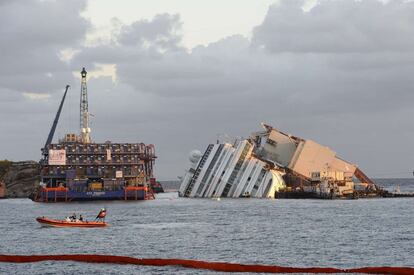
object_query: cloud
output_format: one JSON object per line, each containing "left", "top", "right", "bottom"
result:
{"left": 23, "top": 92, "right": 51, "bottom": 100}
{"left": 118, "top": 13, "right": 182, "bottom": 50}
{"left": 0, "top": 0, "right": 89, "bottom": 94}
{"left": 252, "top": 0, "right": 414, "bottom": 53}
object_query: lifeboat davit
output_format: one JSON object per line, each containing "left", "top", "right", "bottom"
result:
{"left": 36, "top": 217, "right": 108, "bottom": 228}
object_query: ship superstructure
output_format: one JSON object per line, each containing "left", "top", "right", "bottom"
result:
{"left": 179, "top": 139, "right": 285, "bottom": 199}
{"left": 34, "top": 68, "right": 156, "bottom": 202}
{"left": 179, "top": 123, "right": 378, "bottom": 199}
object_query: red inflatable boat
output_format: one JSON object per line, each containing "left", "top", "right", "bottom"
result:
{"left": 36, "top": 216, "right": 108, "bottom": 228}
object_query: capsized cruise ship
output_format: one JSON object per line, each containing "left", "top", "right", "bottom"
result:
{"left": 179, "top": 123, "right": 377, "bottom": 199}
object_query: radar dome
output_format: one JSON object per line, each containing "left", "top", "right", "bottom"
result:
{"left": 189, "top": 150, "right": 202, "bottom": 163}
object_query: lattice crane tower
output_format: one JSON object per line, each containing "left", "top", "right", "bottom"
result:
{"left": 80, "top": 67, "right": 91, "bottom": 143}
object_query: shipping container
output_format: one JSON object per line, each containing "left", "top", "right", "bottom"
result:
{"left": 90, "top": 182, "right": 102, "bottom": 190}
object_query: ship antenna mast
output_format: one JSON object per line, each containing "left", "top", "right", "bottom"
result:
{"left": 80, "top": 67, "right": 91, "bottom": 143}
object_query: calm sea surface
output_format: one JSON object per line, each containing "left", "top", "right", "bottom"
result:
{"left": 0, "top": 179, "right": 413, "bottom": 274}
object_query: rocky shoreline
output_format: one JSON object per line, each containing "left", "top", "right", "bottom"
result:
{"left": 0, "top": 161, "right": 40, "bottom": 198}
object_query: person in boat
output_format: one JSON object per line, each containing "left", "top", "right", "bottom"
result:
{"left": 69, "top": 213, "right": 76, "bottom": 222}
{"left": 95, "top": 208, "right": 106, "bottom": 222}
{"left": 79, "top": 214, "right": 84, "bottom": 222}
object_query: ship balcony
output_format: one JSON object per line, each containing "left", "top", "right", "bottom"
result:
{"left": 43, "top": 172, "right": 144, "bottom": 179}
{"left": 64, "top": 160, "right": 146, "bottom": 165}
{"left": 41, "top": 174, "right": 66, "bottom": 179}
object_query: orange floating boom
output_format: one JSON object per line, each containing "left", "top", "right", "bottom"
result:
{"left": 0, "top": 254, "right": 412, "bottom": 275}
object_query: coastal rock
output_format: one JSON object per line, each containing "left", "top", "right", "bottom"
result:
{"left": 1, "top": 161, "right": 40, "bottom": 198}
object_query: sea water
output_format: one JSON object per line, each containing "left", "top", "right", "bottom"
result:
{"left": 0, "top": 179, "right": 412, "bottom": 274}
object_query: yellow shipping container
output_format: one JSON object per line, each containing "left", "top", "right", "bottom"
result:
{"left": 90, "top": 182, "right": 102, "bottom": 190}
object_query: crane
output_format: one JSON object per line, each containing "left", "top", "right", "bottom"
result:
{"left": 43, "top": 85, "right": 70, "bottom": 150}
{"left": 80, "top": 67, "right": 91, "bottom": 143}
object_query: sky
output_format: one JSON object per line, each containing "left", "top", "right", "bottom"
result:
{"left": 1, "top": 0, "right": 414, "bottom": 180}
